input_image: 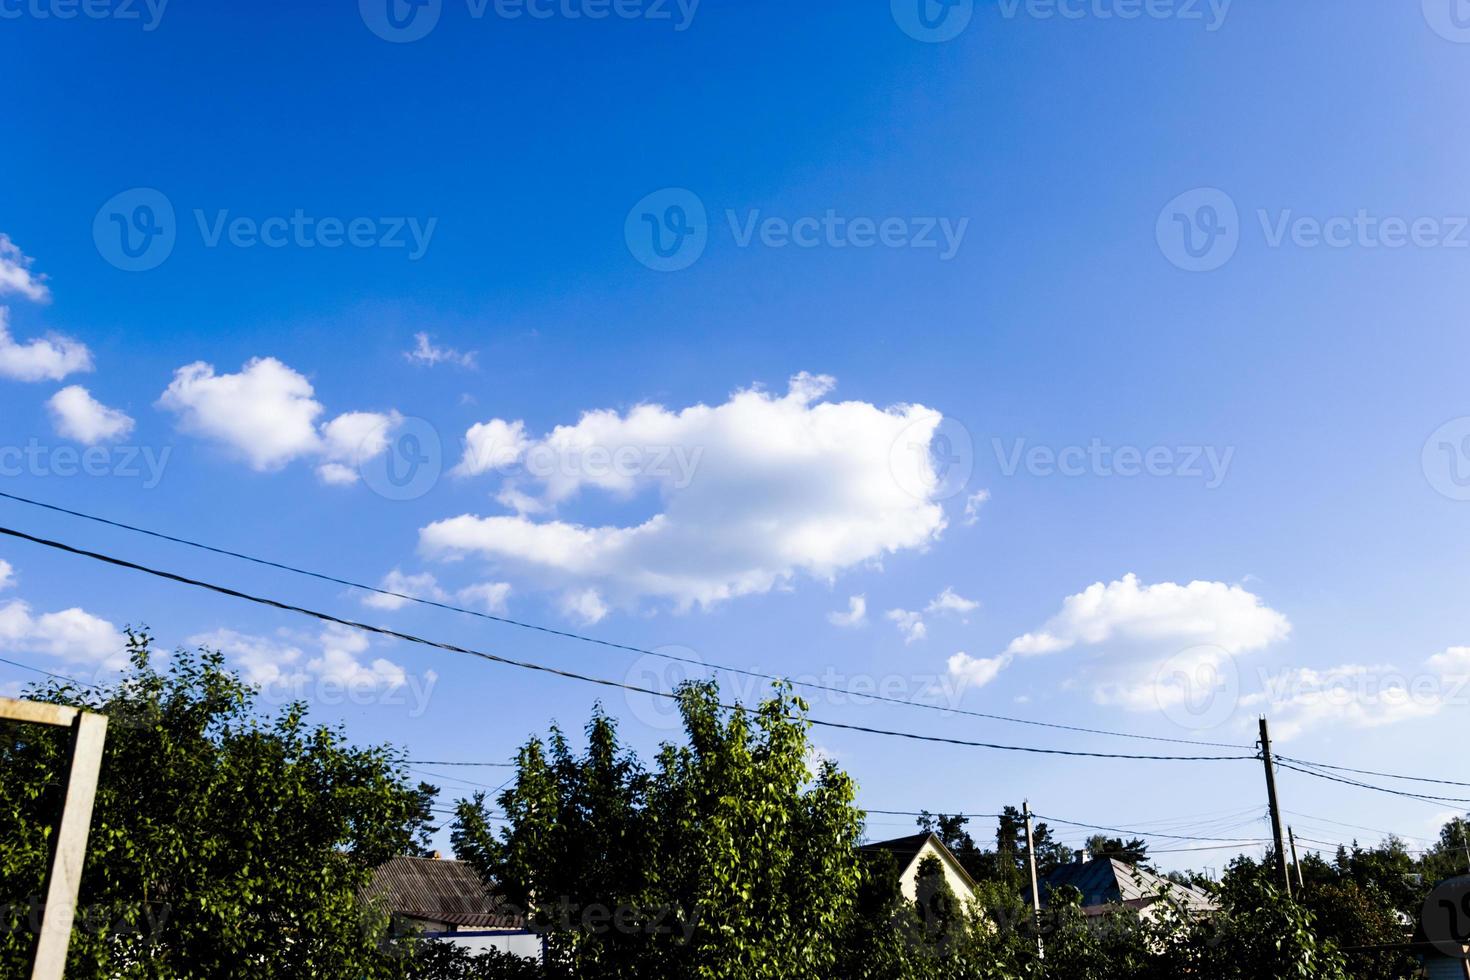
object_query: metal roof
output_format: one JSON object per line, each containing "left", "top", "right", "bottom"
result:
{"left": 1039, "top": 857, "right": 1216, "bottom": 913}
{"left": 362, "top": 855, "right": 525, "bottom": 929}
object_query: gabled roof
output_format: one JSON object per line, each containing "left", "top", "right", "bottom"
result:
{"left": 363, "top": 855, "right": 525, "bottom": 929}
{"left": 858, "top": 831, "right": 980, "bottom": 894}
{"left": 1040, "top": 857, "right": 1215, "bottom": 913}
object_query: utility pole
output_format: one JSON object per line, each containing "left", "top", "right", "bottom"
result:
{"left": 1258, "top": 716, "right": 1292, "bottom": 897}
{"left": 1459, "top": 820, "right": 1470, "bottom": 875}
{"left": 1023, "top": 800, "right": 1044, "bottom": 960}
{"left": 1288, "top": 826, "right": 1304, "bottom": 892}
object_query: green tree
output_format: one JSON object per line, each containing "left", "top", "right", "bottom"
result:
{"left": 1303, "top": 880, "right": 1416, "bottom": 980}
{"left": 1083, "top": 835, "right": 1149, "bottom": 866}
{"left": 452, "top": 682, "right": 865, "bottom": 980}
{"left": 0, "top": 631, "right": 436, "bottom": 979}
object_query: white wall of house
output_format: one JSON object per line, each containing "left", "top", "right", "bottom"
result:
{"left": 896, "top": 838, "right": 977, "bottom": 905}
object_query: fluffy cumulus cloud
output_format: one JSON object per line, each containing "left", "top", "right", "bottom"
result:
{"left": 0, "top": 234, "right": 50, "bottom": 303}
{"left": 0, "top": 307, "right": 92, "bottom": 383}
{"left": 0, "top": 583, "right": 126, "bottom": 667}
{"left": 158, "top": 357, "right": 399, "bottom": 484}
{"left": 362, "top": 569, "right": 511, "bottom": 614}
{"left": 191, "top": 624, "right": 421, "bottom": 696}
{"left": 308, "top": 624, "right": 408, "bottom": 690}
{"left": 0, "top": 236, "right": 93, "bottom": 383}
{"left": 828, "top": 595, "right": 867, "bottom": 628}
{"left": 1240, "top": 646, "right": 1470, "bottom": 742}
{"left": 948, "top": 651, "right": 1009, "bottom": 690}
{"left": 420, "top": 374, "right": 950, "bottom": 618}
{"left": 951, "top": 573, "right": 1291, "bottom": 702}
{"left": 47, "top": 385, "right": 134, "bottom": 443}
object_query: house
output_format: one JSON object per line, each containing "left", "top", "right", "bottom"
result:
{"left": 858, "top": 831, "right": 981, "bottom": 905}
{"left": 362, "top": 854, "right": 542, "bottom": 960}
{"left": 1036, "top": 854, "right": 1217, "bottom": 919}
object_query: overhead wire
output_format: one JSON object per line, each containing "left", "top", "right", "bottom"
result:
{"left": 0, "top": 490, "right": 1250, "bottom": 750}
{"left": 0, "top": 523, "right": 1259, "bottom": 764}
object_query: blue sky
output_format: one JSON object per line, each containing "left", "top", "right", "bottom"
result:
{"left": 3, "top": 0, "right": 1470, "bottom": 869}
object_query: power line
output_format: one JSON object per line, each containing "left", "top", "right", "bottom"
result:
{"left": 1034, "top": 812, "right": 1269, "bottom": 844}
{"left": 861, "top": 808, "right": 1268, "bottom": 846}
{"left": 1283, "top": 809, "right": 1438, "bottom": 844}
{"left": 0, "top": 523, "right": 1258, "bottom": 764}
{"left": 0, "top": 655, "right": 103, "bottom": 690}
{"left": 405, "top": 760, "right": 516, "bottom": 767}
{"left": 1275, "top": 758, "right": 1470, "bottom": 806}
{"left": 1277, "top": 754, "right": 1470, "bottom": 789}
{"left": 0, "top": 490, "right": 1248, "bottom": 750}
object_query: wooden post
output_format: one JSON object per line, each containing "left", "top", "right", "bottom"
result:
{"left": 1258, "top": 716, "right": 1291, "bottom": 897}
{"left": 1023, "top": 800, "right": 1044, "bottom": 960}
{"left": 1288, "top": 826, "right": 1304, "bottom": 892}
{"left": 0, "top": 697, "right": 109, "bottom": 980}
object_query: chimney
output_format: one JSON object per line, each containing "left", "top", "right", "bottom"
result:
{"left": 1076, "top": 848, "right": 1089, "bottom": 863}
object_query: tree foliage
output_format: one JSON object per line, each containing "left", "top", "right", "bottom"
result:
{"left": 452, "top": 681, "right": 865, "bottom": 980}
{"left": 0, "top": 631, "right": 437, "bottom": 979}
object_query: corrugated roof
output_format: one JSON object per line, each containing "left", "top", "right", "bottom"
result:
{"left": 858, "top": 832, "right": 933, "bottom": 870}
{"left": 363, "top": 856, "right": 525, "bottom": 929}
{"left": 1039, "top": 857, "right": 1216, "bottom": 913}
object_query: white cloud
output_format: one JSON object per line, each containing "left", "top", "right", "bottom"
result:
{"left": 454, "top": 419, "right": 530, "bottom": 478}
{"left": 0, "top": 307, "right": 92, "bottom": 382}
{"left": 362, "top": 569, "right": 511, "bottom": 614}
{"left": 317, "top": 409, "right": 402, "bottom": 485}
{"left": 158, "top": 357, "right": 398, "bottom": 483}
{"left": 995, "top": 573, "right": 1291, "bottom": 709}
{"left": 1241, "top": 664, "right": 1445, "bottom": 742}
{"left": 926, "top": 586, "right": 979, "bottom": 619}
{"left": 405, "top": 332, "right": 476, "bottom": 369}
{"left": 828, "top": 595, "right": 867, "bottom": 628}
{"left": 1428, "top": 645, "right": 1470, "bottom": 684}
{"left": 47, "top": 385, "right": 134, "bottom": 444}
{"left": 193, "top": 628, "right": 308, "bottom": 687}
{"left": 947, "top": 651, "right": 1010, "bottom": 690}
{"left": 422, "top": 374, "right": 949, "bottom": 617}
{"left": 561, "top": 588, "right": 609, "bottom": 625}
{"left": 962, "top": 489, "right": 989, "bottom": 527}
{"left": 1003, "top": 573, "right": 1290, "bottom": 659}
{"left": 1241, "top": 646, "right": 1470, "bottom": 742}
{"left": 0, "top": 560, "right": 13, "bottom": 590}
{"left": 886, "top": 608, "right": 927, "bottom": 644}
{"left": 191, "top": 623, "right": 413, "bottom": 694}
{"left": 308, "top": 624, "right": 407, "bottom": 690}
{"left": 458, "top": 581, "right": 511, "bottom": 612}
{"left": 0, "top": 234, "right": 50, "bottom": 302}
{"left": 0, "top": 599, "right": 126, "bottom": 666}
